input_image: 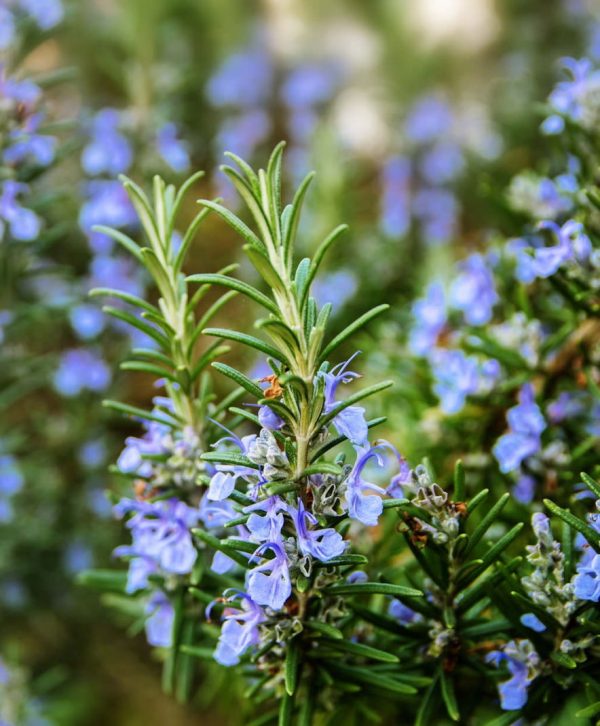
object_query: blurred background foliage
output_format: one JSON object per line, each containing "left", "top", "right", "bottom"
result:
{"left": 0, "top": 0, "right": 598, "bottom": 723}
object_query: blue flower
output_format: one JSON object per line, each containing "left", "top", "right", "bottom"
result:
{"left": 312, "top": 270, "right": 358, "bottom": 310}
{"left": 388, "top": 598, "right": 421, "bottom": 625}
{"left": 344, "top": 444, "right": 396, "bottom": 526}
{"left": 405, "top": 95, "right": 453, "bottom": 144}
{"left": 573, "top": 554, "right": 600, "bottom": 602}
{"left": 4, "top": 113, "right": 56, "bottom": 167}
{"left": 69, "top": 303, "right": 105, "bottom": 340}
{"left": 520, "top": 613, "right": 546, "bottom": 632}
{"left": 258, "top": 405, "right": 284, "bottom": 431}
{"left": 212, "top": 591, "right": 266, "bottom": 666}
{"left": 18, "top": 0, "right": 64, "bottom": 29}
{"left": 493, "top": 384, "right": 545, "bottom": 474}
{"left": 430, "top": 349, "right": 500, "bottom": 415}
{"left": 413, "top": 188, "right": 457, "bottom": 246}
{"left": 114, "top": 499, "right": 200, "bottom": 590}
{"left": 198, "top": 493, "right": 235, "bottom": 529}
{"left": 244, "top": 496, "right": 286, "bottom": 543}
{"left": 449, "top": 253, "right": 498, "bottom": 325}
{"left": 408, "top": 282, "right": 446, "bottom": 356}
{"left": 322, "top": 353, "right": 368, "bottom": 447}
{"left": 80, "top": 181, "right": 137, "bottom": 253}
{"left": 379, "top": 155, "right": 411, "bottom": 238}
{"left": 145, "top": 591, "right": 174, "bottom": 647}
{"left": 0, "top": 180, "right": 41, "bottom": 241}
{"left": 207, "top": 48, "right": 272, "bottom": 108}
{"left": 289, "top": 498, "right": 346, "bottom": 561}
{"left": 246, "top": 542, "right": 291, "bottom": 611}
{"left": 156, "top": 123, "right": 190, "bottom": 173}
{"left": 419, "top": 141, "right": 464, "bottom": 184}
{"left": 81, "top": 109, "right": 133, "bottom": 176}
{"left": 207, "top": 432, "right": 258, "bottom": 501}
{"left": 0, "top": 455, "right": 23, "bottom": 524}
{"left": 281, "top": 64, "right": 339, "bottom": 109}
{"left": 486, "top": 640, "right": 539, "bottom": 711}
{"left": 53, "top": 349, "right": 111, "bottom": 397}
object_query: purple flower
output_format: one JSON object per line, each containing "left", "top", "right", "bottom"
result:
{"left": 430, "top": 350, "right": 500, "bottom": 415}
{"left": 281, "top": 64, "right": 338, "bottom": 109}
{"left": 344, "top": 444, "right": 394, "bottom": 526}
{"left": 413, "top": 188, "right": 457, "bottom": 246}
{"left": 207, "top": 432, "right": 258, "bottom": 501}
{"left": 69, "top": 303, "right": 105, "bottom": 340}
{"left": 80, "top": 181, "right": 137, "bottom": 252}
{"left": 486, "top": 640, "right": 539, "bottom": 711}
{"left": 4, "top": 113, "right": 56, "bottom": 167}
{"left": 145, "top": 591, "right": 174, "bottom": 647}
{"left": 322, "top": 353, "right": 368, "bottom": 447}
{"left": 388, "top": 598, "right": 421, "bottom": 625}
{"left": 258, "top": 405, "right": 284, "bottom": 431}
{"left": 114, "top": 498, "right": 199, "bottom": 589}
{"left": 449, "top": 253, "right": 498, "bottom": 325}
{"left": 520, "top": 613, "right": 546, "bottom": 632}
{"left": 0, "top": 180, "right": 41, "bottom": 241}
{"left": 207, "top": 49, "right": 272, "bottom": 108}
{"left": 573, "top": 554, "right": 600, "bottom": 601}
{"left": 312, "top": 270, "right": 358, "bottom": 310}
{"left": 419, "top": 141, "right": 464, "bottom": 184}
{"left": 408, "top": 282, "right": 446, "bottom": 356}
{"left": 405, "top": 95, "right": 453, "bottom": 144}
{"left": 380, "top": 155, "right": 411, "bottom": 238}
{"left": 53, "top": 349, "right": 111, "bottom": 397}
{"left": 289, "top": 498, "right": 346, "bottom": 561}
{"left": 212, "top": 591, "right": 266, "bottom": 666}
{"left": 198, "top": 493, "right": 235, "bottom": 529}
{"left": 246, "top": 542, "right": 291, "bottom": 611}
{"left": 244, "top": 496, "right": 286, "bottom": 543}
{"left": 82, "top": 109, "right": 133, "bottom": 176}
{"left": 493, "top": 384, "right": 545, "bottom": 474}
{"left": 156, "top": 123, "right": 190, "bottom": 173}
{"left": 19, "top": 0, "right": 64, "bottom": 29}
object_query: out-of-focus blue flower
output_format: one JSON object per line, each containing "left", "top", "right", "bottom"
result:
{"left": 380, "top": 155, "right": 411, "bottom": 238}
{"left": 346, "top": 571, "right": 368, "bottom": 584}
{"left": 573, "top": 553, "right": 600, "bottom": 601}
{"left": 0, "top": 455, "right": 23, "bottom": 523}
{"left": 0, "top": 180, "right": 41, "bottom": 241}
{"left": 322, "top": 353, "right": 368, "bottom": 447}
{"left": 246, "top": 542, "right": 291, "bottom": 610}
{"left": 449, "top": 253, "right": 498, "bottom": 325}
{"left": 430, "top": 349, "right": 500, "bottom": 414}
{"left": 81, "top": 109, "right": 133, "bottom": 176}
{"left": 80, "top": 180, "right": 137, "bottom": 253}
{"left": 541, "top": 114, "right": 565, "bottom": 135}
{"left": 145, "top": 590, "right": 174, "bottom": 647}
{"left": 64, "top": 541, "right": 94, "bottom": 574}
{"left": 494, "top": 384, "right": 545, "bottom": 474}
{"left": 515, "top": 220, "right": 591, "bottom": 282}
{"left": 547, "top": 57, "right": 600, "bottom": 128}
{"left": 53, "top": 349, "right": 111, "bottom": 397}
{"left": 212, "top": 591, "right": 266, "bottom": 666}
{"left": 513, "top": 474, "right": 536, "bottom": 504}
{"left": 4, "top": 113, "right": 56, "bottom": 167}
{"left": 69, "top": 303, "right": 105, "bottom": 340}
{"left": 0, "top": 73, "right": 41, "bottom": 105}
{"left": 0, "top": 310, "right": 13, "bottom": 344}
{"left": 486, "top": 640, "right": 540, "bottom": 711}
{"left": 156, "top": 123, "right": 190, "bottom": 173}
{"left": 520, "top": 613, "right": 546, "bottom": 632}
{"left": 215, "top": 109, "right": 271, "bottom": 162}
{"left": 198, "top": 493, "right": 235, "bottom": 529}
{"left": 207, "top": 49, "right": 272, "bottom": 108}
{"left": 508, "top": 174, "right": 574, "bottom": 220}
{"left": 419, "top": 141, "right": 464, "bottom": 184}
{"left": 0, "top": 8, "right": 15, "bottom": 49}
{"left": 18, "top": 0, "right": 64, "bottom": 29}
{"left": 405, "top": 95, "right": 453, "bottom": 144}
{"left": 78, "top": 440, "right": 107, "bottom": 469}
{"left": 289, "top": 498, "right": 346, "bottom": 561}
{"left": 408, "top": 281, "right": 446, "bottom": 356}
{"left": 413, "top": 188, "right": 457, "bottom": 245}
{"left": 312, "top": 270, "right": 358, "bottom": 310}
{"left": 281, "top": 64, "right": 338, "bottom": 109}
{"left": 547, "top": 391, "right": 586, "bottom": 424}
{"left": 388, "top": 598, "right": 422, "bottom": 624}
{"left": 88, "top": 254, "right": 143, "bottom": 297}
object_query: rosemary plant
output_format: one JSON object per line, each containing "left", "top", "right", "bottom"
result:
{"left": 186, "top": 144, "right": 421, "bottom": 723}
